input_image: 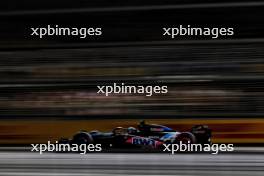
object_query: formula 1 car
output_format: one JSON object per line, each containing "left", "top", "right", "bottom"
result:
{"left": 59, "top": 120, "right": 212, "bottom": 150}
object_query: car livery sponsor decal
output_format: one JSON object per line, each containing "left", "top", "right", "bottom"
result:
{"left": 150, "top": 128, "right": 164, "bottom": 132}
{"left": 126, "top": 136, "right": 162, "bottom": 148}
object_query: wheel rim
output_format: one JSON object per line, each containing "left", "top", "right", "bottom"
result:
{"left": 181, "top": 137, "right": 192, "bottom": 144}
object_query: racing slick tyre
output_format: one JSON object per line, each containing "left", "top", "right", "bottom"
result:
{"left": 175, "top": 132, "right": 196, "bottom": 144}
{"left": 72, "top": 132, "right": 94, "bottom": 145}
{"left": 191, "top": 125, "right": 212, "bottom": 145}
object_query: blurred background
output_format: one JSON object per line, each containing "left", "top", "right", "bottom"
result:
{"left": 0, "top": 0, "right": 264, "bottom": 145}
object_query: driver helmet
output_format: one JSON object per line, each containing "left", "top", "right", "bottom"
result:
{"left": 139, "top": 120, "right": 146, "bottom": 127}
{"left": 127, "top": 127, "right": 137, "bottom": 134}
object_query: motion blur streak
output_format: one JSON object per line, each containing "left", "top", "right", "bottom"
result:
{"left": 0, "top": 3, "right": 263, "bottom": 147}
{"left": 1, "top": 2, "right": 264, "bottom": 16}
{"left": 1, "top": 119, "right": 264, "bottom": 144}
{"left": 0, "top": 0, "right": 263, "bottom": 145}
{"left": 0, "top": 152, "right": 263, "bottom": 176}
{"left": 1, "top": 43, "right": 264, "bottom": 118}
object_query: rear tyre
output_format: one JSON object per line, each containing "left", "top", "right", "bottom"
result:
{"left": 191, "top": 125, "right": 212, "bottom": 144}
{"left": 72, "top": 132, "right": 94, "bottom": 145}
{"left": 175, "top": 132, "right": 196, "bottom": 144}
